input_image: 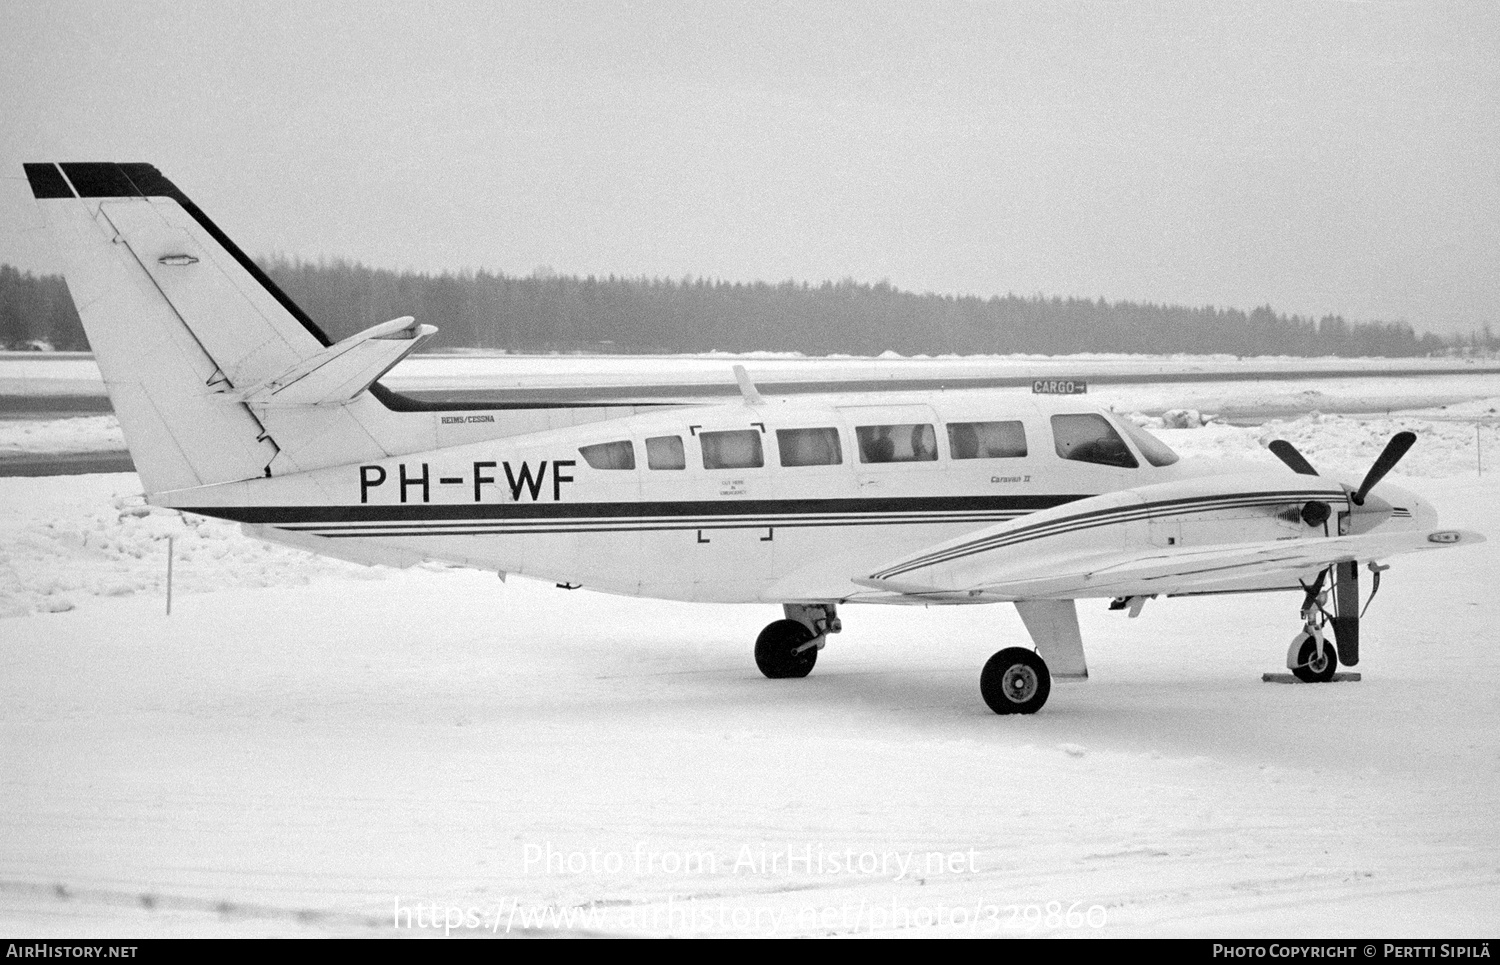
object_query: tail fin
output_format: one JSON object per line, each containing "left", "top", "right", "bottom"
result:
{"left": 23, "top": 162, "right": 433, "bottom": 495}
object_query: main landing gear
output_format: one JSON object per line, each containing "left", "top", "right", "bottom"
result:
{"left": 753, "top": 602, "right": 1061, "bottom": 715}
{"left": 755, "top": 604, "right": 840, "bottom": 679}
{"left": 979, "top": 648, "right": 1052, "bottom": 715}
{"left": 975, "top": 600, "right": 1084, "bottom": 715}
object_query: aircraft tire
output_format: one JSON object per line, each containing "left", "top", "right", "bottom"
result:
{"left": 1291, "top": 635, "right": 1339, "bottom": 683}
{"left": 755, "top": 619, "right": 818, "bottom": 679}
{"left": 980, "top": 647, "right": 1051, "bottom": 715}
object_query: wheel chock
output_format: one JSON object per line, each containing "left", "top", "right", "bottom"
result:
{"left": 1261, "top": 671, "right": 1362, "bottom": 684}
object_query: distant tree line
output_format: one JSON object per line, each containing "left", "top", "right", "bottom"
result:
{"left": 0, "top": 265, "right": 89, "bottom": 351}
{"left": 3, "top": 257, "right": 1494, "bottom": 358}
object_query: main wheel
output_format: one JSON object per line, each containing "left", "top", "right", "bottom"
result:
{"left": 1291, "top": 635, "right": 1339, "bottom": 683}
{"left": 980, "top": 647, "right": 1051, "bottom": 715}
{"left": 755, "top": 619, "right": 818, "bottom": 679}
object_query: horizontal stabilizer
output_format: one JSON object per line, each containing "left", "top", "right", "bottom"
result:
{"left": 227, "top": 316, "right": 437, "bottom": 407}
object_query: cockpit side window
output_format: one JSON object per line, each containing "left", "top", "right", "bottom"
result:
{"left": 578, "top": 440, "right": 636, "bottom": 470}
{"left": 1051, "top": 414, "right": 1139, "bottom": 468}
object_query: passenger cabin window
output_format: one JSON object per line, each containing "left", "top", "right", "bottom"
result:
{"left": 1051, "top": 414, "right": 1139, "bottom": 468}
{"left": 646, "top": 435, "right": 685, "bottom": 470}
{"left": 856, "top": 424, "right": 938, "bottom": 463}
{"left": 1117, "top": 418, "right": 1181, "bottom": 467}
{"left": 777, "top": 427, "right": 843, "bottom": 467}
{"left": 578, "top": 440, "right": 635, "bottom": 470}
{"left": 947, "top": 421, "right": 1027, "bottom": 459}
{"left": 700, "top": 429, "right": 764, "bottom": 470}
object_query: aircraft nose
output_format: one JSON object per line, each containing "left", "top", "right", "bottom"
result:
{"left": 1377, "top": 482, "right": 1434, "bottom": 528}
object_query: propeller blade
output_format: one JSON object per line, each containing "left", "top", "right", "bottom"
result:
{"left": 1352, "top": 431, "right": 1416, "bottom": 505}
{"left": 1268, "top": 440, "right": 1319, "bottom": 476}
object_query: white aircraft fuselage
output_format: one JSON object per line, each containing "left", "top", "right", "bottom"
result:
{"left": 159, "top": 390, "right": 1433, "bottom": 605}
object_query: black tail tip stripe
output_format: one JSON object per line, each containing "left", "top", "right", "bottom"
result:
{"left": 23, "top": 163, "right": 74, "bottom": 199}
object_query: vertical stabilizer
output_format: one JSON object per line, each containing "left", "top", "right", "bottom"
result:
{"left": 23, "top": 162, "right": 395, "bottom": 495}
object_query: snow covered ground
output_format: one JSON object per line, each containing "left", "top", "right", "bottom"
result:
{"left": 2, "top": 413, "right": 1498, "bottom": 937}
{"left": 0, "top": 416, "right": 127, "bottom": 457}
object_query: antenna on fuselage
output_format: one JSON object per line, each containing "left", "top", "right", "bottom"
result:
{"left": 732, "top": 365, "right": 765, "bottom": 406}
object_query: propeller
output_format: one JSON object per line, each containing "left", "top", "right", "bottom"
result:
{"left": 1268, "top": 431, "right": 1417, "bottom": 533}
{"left": 1269, "top": 431, "right": 1416, "bottom": 496}
{"left": 1351, "top": 431, "right": 1416, "bottom": 506}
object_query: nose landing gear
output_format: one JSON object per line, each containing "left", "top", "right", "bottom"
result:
{"left": 1286, "top": 569, "right": 1340, "bottom": 683}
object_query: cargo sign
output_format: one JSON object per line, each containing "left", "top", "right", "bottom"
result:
{"left": 1032, "top": 379, "right": 1087, "bottom": 395}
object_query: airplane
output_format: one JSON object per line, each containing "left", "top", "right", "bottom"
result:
{"left": 21, "top": 161, "right": 1485, "bottom": 714}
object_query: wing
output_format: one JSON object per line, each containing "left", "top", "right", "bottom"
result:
{"left": 855, "top": 473, "right": 1482, "bottom": 602}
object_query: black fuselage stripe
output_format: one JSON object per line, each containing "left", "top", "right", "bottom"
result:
{"left": 312, "top": 517, "right": 1030, "bottom": 538}
{"left": 185, "top": 495, "right": 1083, "bottom": 525}
{"left": 289, "top": 514, "right": 1026, "bottom": 536}
{"left": 279, "top": 510, "right": 1023, "bottom": 529}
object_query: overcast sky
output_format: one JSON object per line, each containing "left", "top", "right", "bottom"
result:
{"left": 1, "top": 0, "right": 1496, "bottom": 335}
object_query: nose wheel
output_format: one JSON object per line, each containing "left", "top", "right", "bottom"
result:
{"left": 980, "top": 647, "right": 1052, "bottom": 715}
{"left": 1288, "top": 631, "right": 1339, "bottom": 683}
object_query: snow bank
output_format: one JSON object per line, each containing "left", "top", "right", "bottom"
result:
{"left": 0, "top": 474, "right": 379, "bottom": 618}
{"left": 1404, "top": 398, "right": 1500, "bottom": 419}
{"left": 1151, "top": 411, "right": 1491, "bottom": 480}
